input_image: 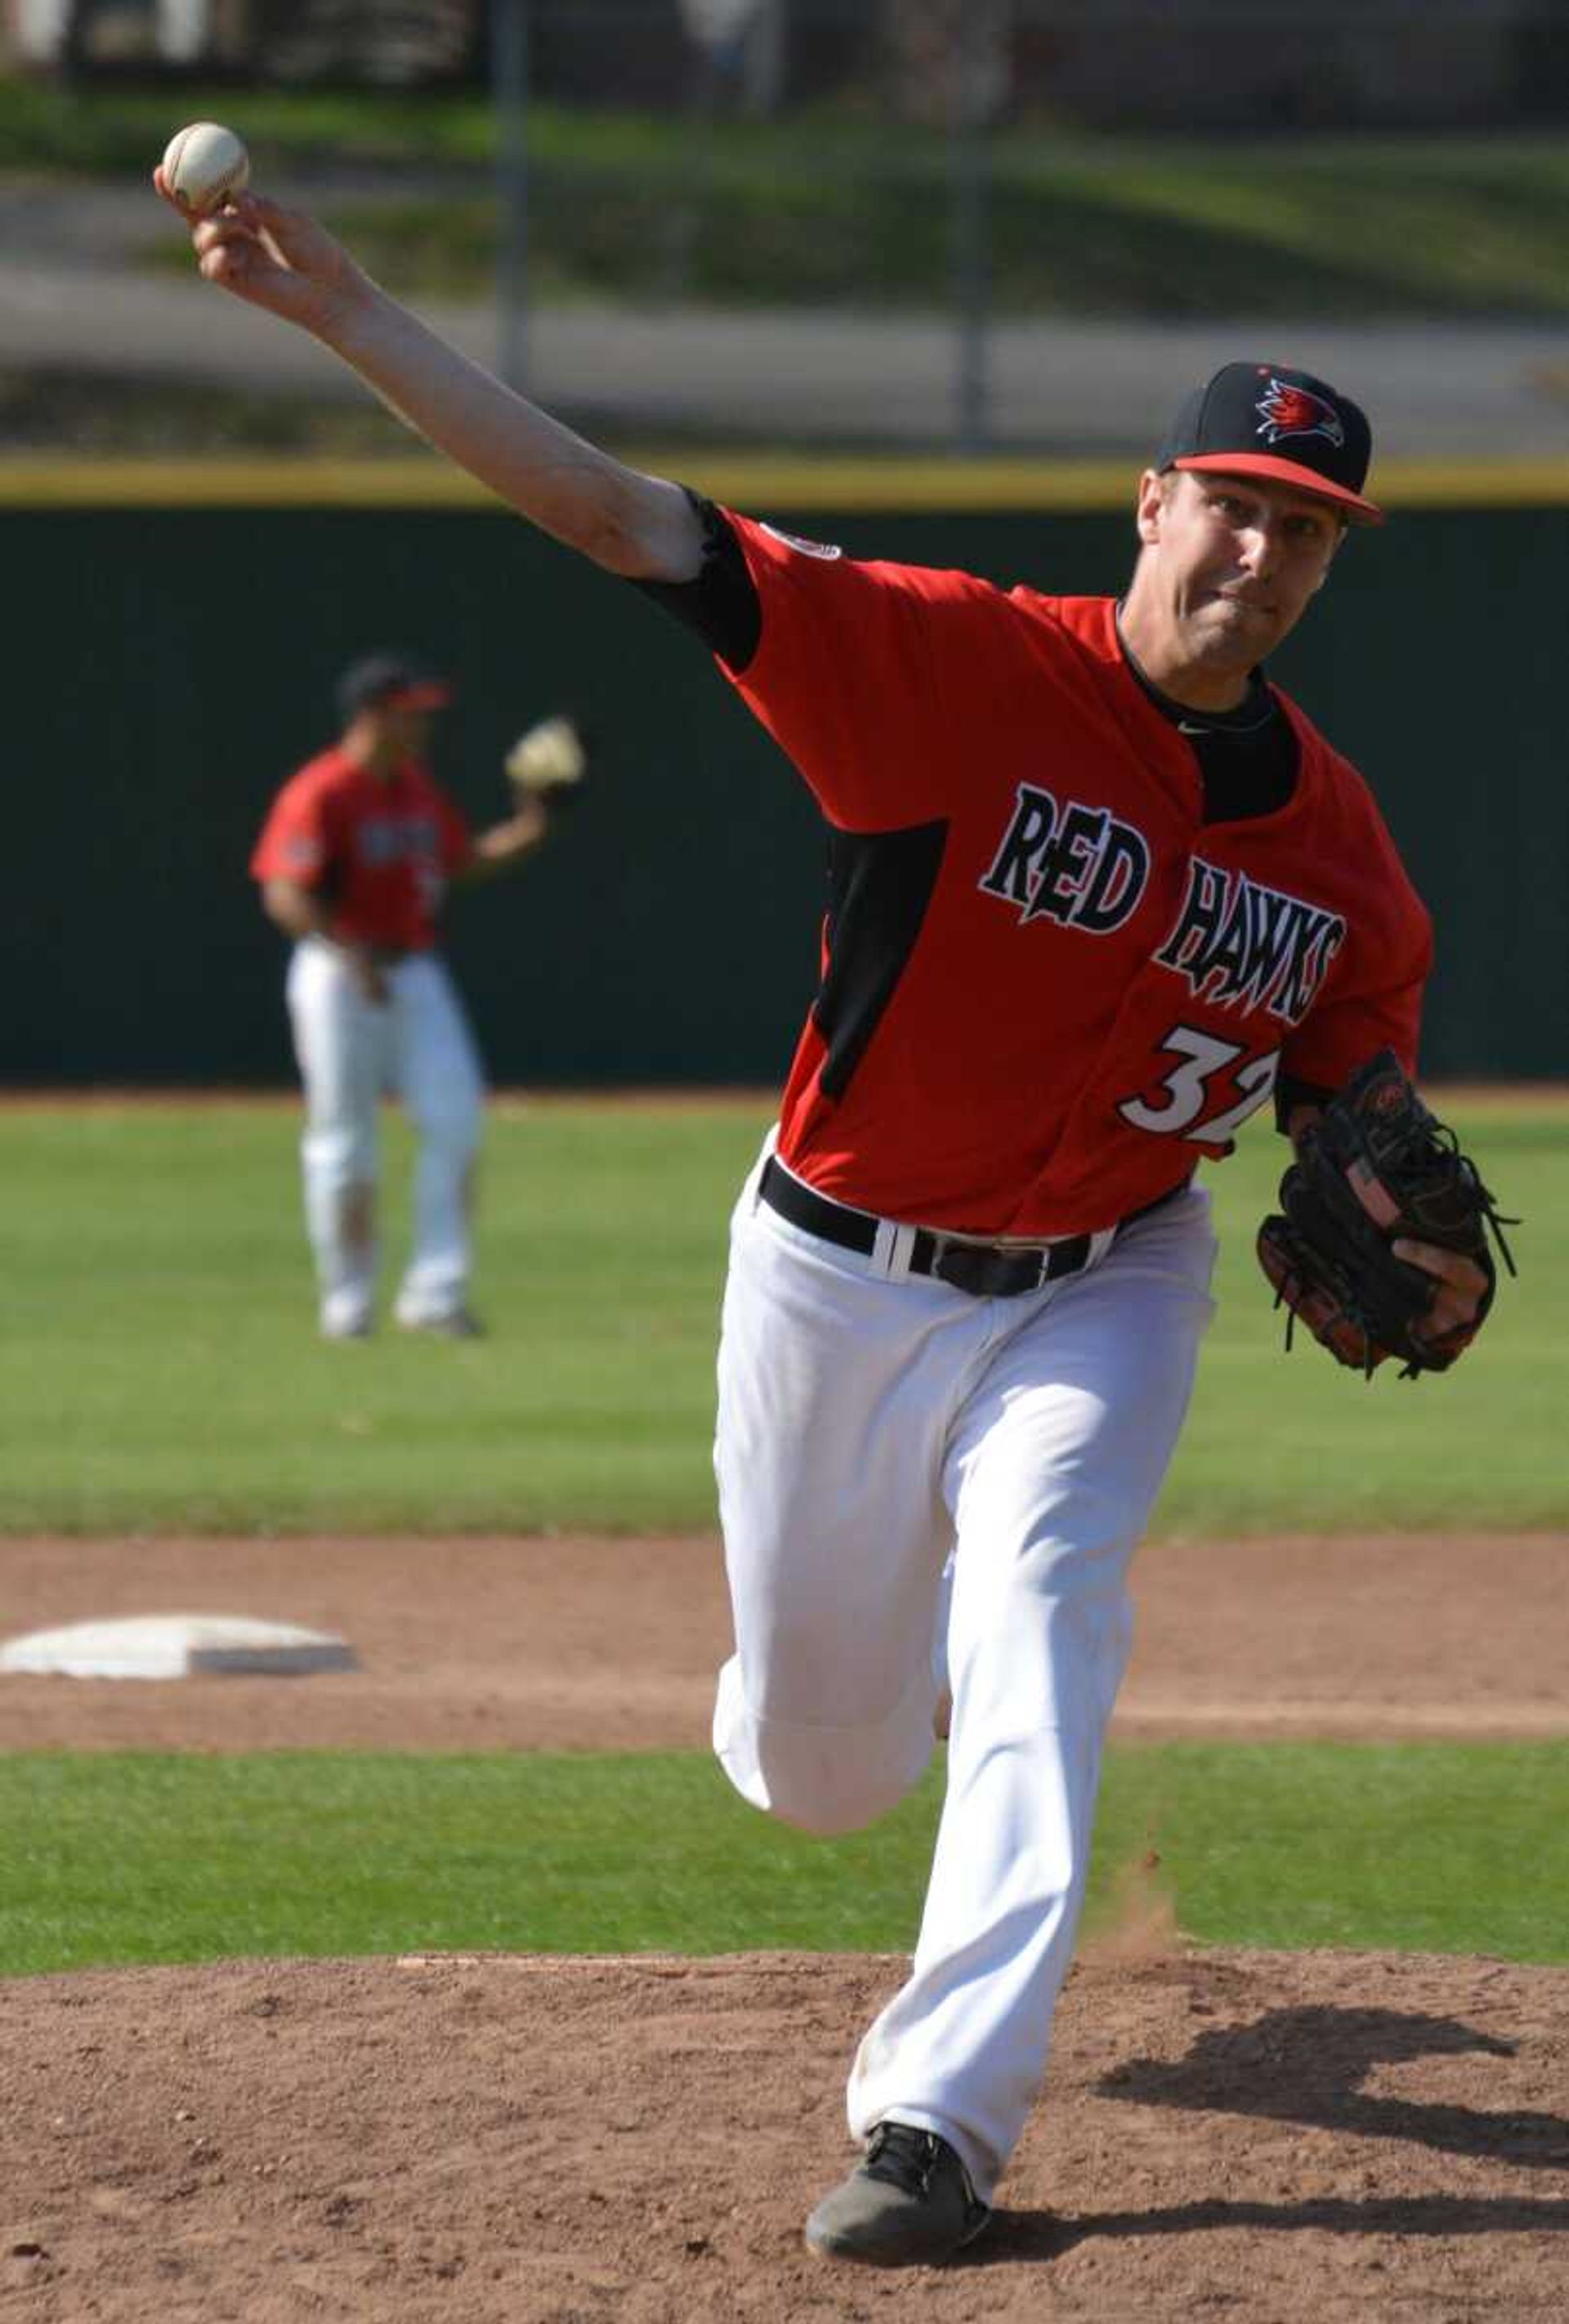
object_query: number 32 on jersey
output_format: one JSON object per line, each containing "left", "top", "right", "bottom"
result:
{"left": 1119, "top": 1026, "right": 1280, "bottom": 1146}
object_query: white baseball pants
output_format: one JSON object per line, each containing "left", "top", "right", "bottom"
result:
{"left": 285, "top": 937, "right": 485, "bottom": 1334}
{"left": 712, "top": 1139, "right": 1217, "bottom": 2201}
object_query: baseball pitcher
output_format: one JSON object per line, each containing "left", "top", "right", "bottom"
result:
{"left": 165, "top": 172, "right": 1508, "bottom": 2265}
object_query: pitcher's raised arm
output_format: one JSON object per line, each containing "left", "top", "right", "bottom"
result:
{"left": 152, "top": 177, "right": 704, "bottom": 583}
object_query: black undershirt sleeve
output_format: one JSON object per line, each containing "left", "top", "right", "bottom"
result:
{"left": 632, "top": 489, "right": 762, "bottom": 674}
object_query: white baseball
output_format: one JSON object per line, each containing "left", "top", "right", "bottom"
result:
{"left": 161, "top": 121, "right": 250, "bottom": 214}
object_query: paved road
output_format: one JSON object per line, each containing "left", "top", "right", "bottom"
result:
{"left": 3, "top": 179, "right": 1566, "bottom": 455}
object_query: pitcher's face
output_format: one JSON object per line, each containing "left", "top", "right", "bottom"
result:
{"left": 1135, "top": 467, "right": 1345, "bottom": 675}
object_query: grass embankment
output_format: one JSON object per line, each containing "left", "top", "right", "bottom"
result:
{"left": 326, "top": 132, "right": 1569, "bottom": 320}
{"left": 2, "top": 1743, "right": 1562, "bottom": 1977}
{"left": 9, "top": 78, "right": 1569, "bottom": 318}
{"left": 0, "top": 1097, "right": 1559, "bottom": 1535}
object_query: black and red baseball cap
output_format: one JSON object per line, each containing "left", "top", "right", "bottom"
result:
{"left": 336, "top": 652, "right": 453, "bottom": 724}
{"left": 1155, "top": 360, "right": 1383, "bottom": 526}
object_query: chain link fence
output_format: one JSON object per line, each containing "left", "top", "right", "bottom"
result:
{"left": 5, "top": 0, "right": 1568, "bottom": 454}
{"left": 476, "top": 2, "right": 1569, "bottom": 452}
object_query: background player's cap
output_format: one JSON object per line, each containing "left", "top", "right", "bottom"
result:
{"left": 336, "top": 652, "right": 453, "bottom": 723}
{"left": 1154, "top": 361, "right": 1383, "bottom": 525}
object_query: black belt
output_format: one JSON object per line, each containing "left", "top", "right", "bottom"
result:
{"left": 758, "top": 1155, "right": 1185, "bottom": 1300}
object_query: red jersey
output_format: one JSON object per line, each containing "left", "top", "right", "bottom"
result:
{"left": 722, "top": 512, "right": 1433, "bottom": 1238}
{"left": 251, "top": 744, "right": 471, "bottom": 954}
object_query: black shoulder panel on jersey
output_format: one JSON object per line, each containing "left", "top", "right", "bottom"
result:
{"left": 813, "top": 819, "right": 950, "bottom": 1103}
{"left": 631, "top": 490, "right": 762, "bottom": 673}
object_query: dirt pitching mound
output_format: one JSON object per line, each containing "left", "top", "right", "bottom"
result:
{"left": 3, "top": 1945, "right": 1566, "bottom": 2323}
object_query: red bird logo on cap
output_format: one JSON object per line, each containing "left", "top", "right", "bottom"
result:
{"left": 1255, "top": 377, "right": 1346, "bottom": 449}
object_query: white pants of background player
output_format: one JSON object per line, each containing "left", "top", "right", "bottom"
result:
{"left": 712, "top": 1138, "right": 1217, "bottom": 2204}
{"left": 286, "top": 936, "right": 485, "bottom": 1335}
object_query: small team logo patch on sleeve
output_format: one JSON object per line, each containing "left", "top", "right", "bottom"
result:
{"left": 759, "top": 522, "right": 843, "bottom": 561}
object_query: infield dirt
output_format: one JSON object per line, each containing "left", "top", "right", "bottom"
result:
{"left": 2, "top": 1530, "right": 1566, "bottom": 2322}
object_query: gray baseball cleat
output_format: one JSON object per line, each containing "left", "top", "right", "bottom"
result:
{"left": 395, "top": 1307, "right": 485, "bottom": 1340}
{"left": 805, "top": 2122, "right": 990, "bottom": 2267}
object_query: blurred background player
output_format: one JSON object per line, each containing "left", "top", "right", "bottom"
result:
{"left": 252, "top": 650, "right": 556, "bottom": 1339}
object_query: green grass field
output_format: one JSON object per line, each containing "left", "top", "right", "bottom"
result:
{"left": 2, "top": 1097, "right": 1562, "bottom": 1986}
{"left": 0, "top": 1096, "right": 1559, "bottom": 1535}
{"left": 2, "top": 1744, "right": 1562, "bottom": 1978}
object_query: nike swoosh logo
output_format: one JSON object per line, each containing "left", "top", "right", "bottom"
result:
{"left": 1177, "top": 721, "right": 1209, "bottom": 735}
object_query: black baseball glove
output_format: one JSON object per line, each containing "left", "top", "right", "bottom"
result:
{"left": 504, "top": 713, "right": 591, "bottom": 806}
{"left": 1256, "top": 1048, "right": 1516, "bottom": 1379}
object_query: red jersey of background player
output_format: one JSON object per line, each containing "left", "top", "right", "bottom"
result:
{"left": 715, "top": 512, "right": 1433, "bottom": 1240}
{"left": 250, "top": 745, "right": 471, "bottom": 954}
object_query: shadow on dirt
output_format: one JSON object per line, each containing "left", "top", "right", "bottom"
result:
{"left": 1096, "top": 2004, "right": 1569, "bottom": 2169}
{"left": 983, "top": 2190, "right": 1569, "bottom": 2261}
{"left": 967, "top": 2003, "right": 1569, "bottom": 2265}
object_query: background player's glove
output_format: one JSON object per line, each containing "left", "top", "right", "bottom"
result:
{"left": 1256, "top": 1048, "right": 1516, "bottom": 1379}
{"left": 505, "top": 713, "right": 591, "bottom": 806}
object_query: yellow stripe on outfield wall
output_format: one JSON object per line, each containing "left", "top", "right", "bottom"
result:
{"left": 0, "top": 455, "right": 1564, "bottom": 511}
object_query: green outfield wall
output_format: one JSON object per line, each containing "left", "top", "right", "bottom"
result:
{"left": 6, "top": 471, "right": 1565, "bottom": 1086}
